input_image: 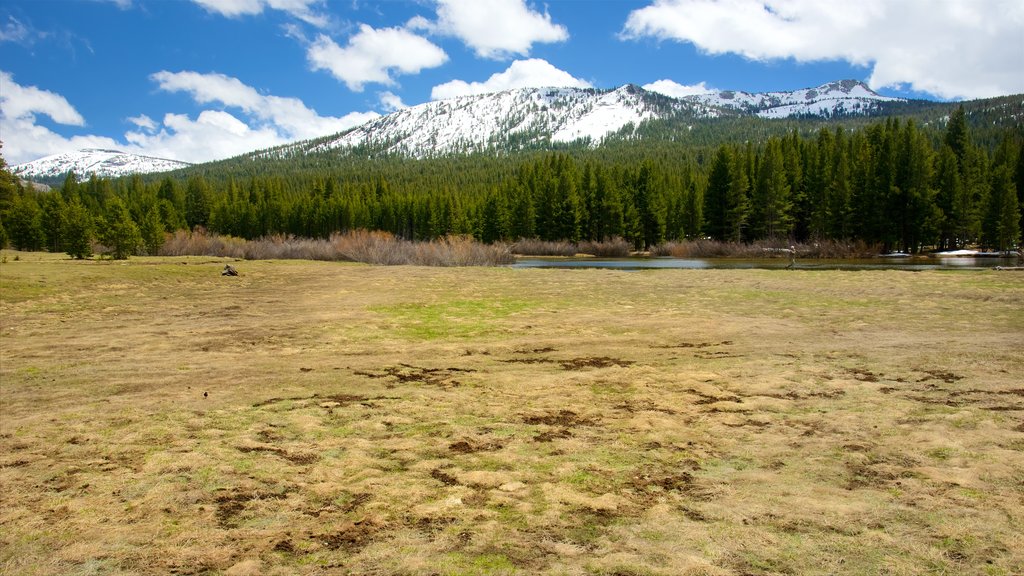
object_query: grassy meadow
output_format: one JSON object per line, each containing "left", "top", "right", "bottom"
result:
{"left": 1, "top": 251, "right": 1022, "bottom": 575}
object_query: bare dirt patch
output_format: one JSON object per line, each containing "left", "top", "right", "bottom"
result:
{"left": 522, "top": 409, "right": 595, "bottom": 426}
{"left": 559, "top": 356, "right": 634, "bottom": 370}
{"left": 354, "top": 364, "right": 474, "bottom": 387}
{"left": 318, "top": 518, "right": 381, "bottom": 552}
{"left": 235, "top": 445, "right": 319, "bottom": 465}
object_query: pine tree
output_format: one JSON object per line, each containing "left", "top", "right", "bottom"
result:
{"left": 5, "top": 194, "right": 46, "bottom": 251}
{"left": 750, "top": 140, "right": 793, "bottom": 240}
{"left": 139, "top": 205, "right": 166, "bottom": 255}
{"left": 99, "top": 198, "right": 142, "bottom": 259}
{"left": 725, "top": 149, "right": 750, "bottom": 243}
{"left": 984, "top": 165, "right": 1020, "bottom": 251}
{"left": 40, "top": 192, "right": 67, "bottom": 253}
{"left": 944, "top": 105, "right": 970, "bottom": 167}
{"left": 62, "top": 197, "right": 94, "bottom": 259}
{"left": 703, "top": 146, "right": 732, "bottom": 241}
{"left": 0, "top": 145, "right": 20, "bottom": 213}
{"left": 185, "top": 176, "right": 211, "bottom": 230}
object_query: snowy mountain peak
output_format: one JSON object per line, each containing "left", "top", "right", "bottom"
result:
{"left": 687, "top": 79, "right": 900, "bottom": 119}
{"left": 286, "top": 85, "right": 720, "bottom": 159}
{"left": 278, "top": 80, "right": 899, "bottom": 159}
{"left": 13, "top": 149, "right": 191, "bottom": 182}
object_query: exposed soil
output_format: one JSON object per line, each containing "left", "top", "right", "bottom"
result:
{"left": 319, "top": 518, "right": 380, "bottom": 552}
{"left": 559, "top": 357, "right": 634, "bottom": 370}
{"left": 430, "top": 469, "right": 459, "bottom": 486}
{"left": 448, "top": 439, "right": 503, "bottom": 454}
{"left": 522, "top": 409, "right": 594, "bottom": 426}
{"left": 252, "top": 393, "right": 368, "bottom": 408}
{"left": 653, "top": 340, "right": 733, "bottom": 349}
{"left": 355, "top": 364, "right": 474, "bottom": 387}
{"left": 846, "top": 367, "right": 882, "bottom": 382}
{"left": 613, "top": 400, "right": 678, "bottom": 414}
{"left": 214, "top": 488, "right": 291, "bottom": 528}
{"left": 533, "top": 428, "right": 573, "bottom": 443}
{"left": 918, "top": 369, "right": 964, "bottom": 383}
{"left": 236, "top": 445, "right": 319, "bottom": 465}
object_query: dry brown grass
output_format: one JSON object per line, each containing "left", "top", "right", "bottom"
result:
{"left": 1, "top": 250, "right": 1022, "bottom": 575}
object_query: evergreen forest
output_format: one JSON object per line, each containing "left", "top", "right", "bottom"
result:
{"left": 1, "top": 106, "right": 1022, "bottom": 258}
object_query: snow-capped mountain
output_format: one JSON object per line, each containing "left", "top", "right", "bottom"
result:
{"left": 684, "top": 80, "right": 902, "bottom": 119}
{"left": 292, "top": 84, "right": 721, "bottom": 159}
{"left": 275, "top": 80, "right": 900, "bottom": 159}
{"left": 12, "top": 148, "right": 191, "bottom": 181}
{"left": 14, "top": 81, "right": 904, "bottom": 177}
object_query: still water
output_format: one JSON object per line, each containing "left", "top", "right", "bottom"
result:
{"left": 511, "top": 256, "right": 1020, "bottom": 271}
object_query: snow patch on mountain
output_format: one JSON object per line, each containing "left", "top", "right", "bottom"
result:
{"left": 686, "top": 80, "right": 901, "bottom": 118}
{"left": 304, "top": 85, "right": 718, "bottom": 158}
{"left": 12, "top": 148, "right": 191, "bottom": 181}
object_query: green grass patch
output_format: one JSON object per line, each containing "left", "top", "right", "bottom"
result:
{"left": 371, "top": 298, "right": 533, "bottom": 340}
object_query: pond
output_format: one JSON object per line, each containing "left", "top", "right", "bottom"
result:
{"left": 511, "top": 256, "right": 1021, "bottom": 271}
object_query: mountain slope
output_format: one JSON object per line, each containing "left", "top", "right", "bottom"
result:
{"left": 12, "top": 149, "right": 191, "bottom": 182}
{"left": 271, "top": 80, "right": 900, "bottom": 160}
{"left": 684, "top": 80, "right": 902, "bottom": 118}
{"left": 292, "top": 84, "right": 721, "bottom": 159}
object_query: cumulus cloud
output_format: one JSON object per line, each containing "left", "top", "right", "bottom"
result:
{"left": 378, "top": 91, "right": 407, "bottom": 113}
{"left": 0, "top": 70, "right": 378, "bottom": 165}
{"left": 622, "top": 0, "right": 1024, "bottom": 99}
{"left": 416, "top": 0, "right": 569, "bottom": 59}
{"left": 306, "top": 24, "right": 448, "bottom": 91}
{"left": 0, "top": 72, "right": 117, "bottom": 164}
{"left": 0, "top": 71, "right": 84, "bottom": 126}
{"left": 643, "top": 79, "right": 715, "bottom": 98}
{"left": 150, "top": 70, "right": 379, "bottom": 141}
{"left": 191, "top": 0, "right": 328, "bottom": 27}
{"left": 127, "top": 114, "right": 157, "bottom": 132}
{"left": 431, "top": 58, "right": 591, "bottom": 100}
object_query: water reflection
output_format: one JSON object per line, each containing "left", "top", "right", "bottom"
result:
{"left": 511, "top": 256, "right": 1018, "bottom": 271}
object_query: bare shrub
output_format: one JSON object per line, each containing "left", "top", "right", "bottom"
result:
{"left": 651, "top": 239, "right": 884, "bottom": 259}
{"left": 576, "top": 237, "right": 632, "bottom": 257}
{"left": 510, "top": 239, "right": 577, "bottom": 257}
{"left": 158, "top": 228, "right": 513, "bottom": 266}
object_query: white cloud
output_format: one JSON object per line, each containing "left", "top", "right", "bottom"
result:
{"left": 150, "top": 70, "right": 379, "bottom": 141}
{"left": 127, "top": 114, "right": 157, "bottom": 132}
{"left": 431, "top": 58, "right": 591, "bottom": 100}
{"left": 378, "top": 91, "right": 407, "bottom": 113}
{"left": 0, "top": 71, "right": 85, "bottom": 126}
{"left": 0, "top": 16, "right": 31, "bottom": 44}
{"left": 306, "top": 25, "right": 448, "bottom": 91}
{"left": 622, "top": 0, "right": 1024, "bottom": 100}
{"left": 419, "top": 0, "right": 569, "bottom": 59}
{"left": 191, "top": 0, "right": 328, "bottom": 27}
{"left": 643, "top": 79, "right": 715, "bottom": 98}
{"left": 0, "top": 70, "right": 378, "bottom": 165}
{"left": 124, "top": 110, "right": 286, "bottom": 163}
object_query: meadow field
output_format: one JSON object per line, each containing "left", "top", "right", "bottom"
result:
{"left": 1, "top": 252, "right": 1022, "bottom": 575}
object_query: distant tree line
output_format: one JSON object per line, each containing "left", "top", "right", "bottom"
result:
{"left": 1, "top": 108, "right": 1021, "bottom": 258}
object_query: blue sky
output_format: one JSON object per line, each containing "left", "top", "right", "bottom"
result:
{"left": 2, "top": 0, "right": 1022, "bottom": 166}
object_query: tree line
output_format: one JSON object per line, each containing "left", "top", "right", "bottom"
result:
{"left": 1, "top": 108, "right": 1021, "bottom": 258}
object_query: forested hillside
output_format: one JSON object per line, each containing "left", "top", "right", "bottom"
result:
{"left": 1, "top": 104, "right": 1021, "bottom": 257}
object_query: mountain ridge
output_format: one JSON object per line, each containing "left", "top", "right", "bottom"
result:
{"left": 11, "top": 148, "right": 192, "bottom": 183}
{"left": 9, "top": 80, "right": 972, "bottom": 183}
